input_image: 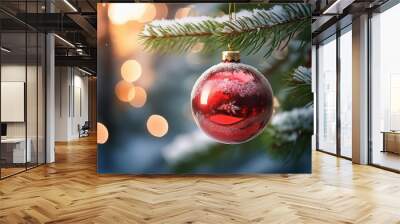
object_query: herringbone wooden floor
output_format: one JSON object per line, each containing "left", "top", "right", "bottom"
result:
{"left": 1, "top": 136, "right": 400, "bottom": 224}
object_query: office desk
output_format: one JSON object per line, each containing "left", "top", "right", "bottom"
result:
{"left": 1, "top": 138, "right": 31, "bottom": 163}
{"left": 382, "top": 131, "right": 400, "bottom": 154}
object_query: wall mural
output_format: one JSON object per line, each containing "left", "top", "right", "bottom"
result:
{"left": 97, "top": 3, "right": 313, "bottom": 174}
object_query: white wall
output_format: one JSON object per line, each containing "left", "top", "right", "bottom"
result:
{"left": 1, "top": 64, "right": 46, "bottom": 164}
{"left": 72, "top": 73, "right": 89, "bottom": 138}
{"left": 55, "top": 67, "right": 69, "bottom": 141}
{"left": 55, "top": 67, "right": 89, "bottom": 141}
{"left": 1, "top": 65, "right": 41, "bottom": 137}
{"left": 1, "top": 65, "right": 26, "bottom": 140}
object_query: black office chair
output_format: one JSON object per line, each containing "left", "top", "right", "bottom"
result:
{"left": 78, "top": 121, "right": 90, "bottom": 138}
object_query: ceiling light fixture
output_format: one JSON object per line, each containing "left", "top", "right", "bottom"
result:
{"left": 323, "top": 0, "right": 341, "bottom": 14}
{"left": 63, "top": 0, "right": 78, "bottom": 12}
{"left": 54, "top": 34, "right": 75, "bottom": 48}
{"left": 322, "top": 0, "right": 354, "bottom": 15}
{"left": 78, "top": 67, "right": 93, "bottom": 76}
{"left": 1, "top": 47, "right": 11, "bottom": 53}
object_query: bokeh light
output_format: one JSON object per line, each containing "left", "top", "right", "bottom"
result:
{"left": 133, "top": 54, "right": 155, "bottom": 89}
{"left": 110, "top": 23, "right": 143, "bottom": 57}
{"left": 147, "top": 115, "right": 169, "bottom": 137}
{"left": 97, "top": 4, "right": 108, "bottom": 40}
{"left": 273, "top": 97, "right": 280, "bottom": 114}
{"left": 129, "top": 86, "right": 147, "bottom": 108}
{"left": 155, "top": 3, "right": 168, "bottom": 19}
{"left": 121, "top": 59, "right": 142, "bottom": 82}
{"left": 215, "top": 10, "right": 225, "bottom": 17}
{"left": 108, "top": 3, "right": 147, "bottom": 25}
{"left": 139, "top": 4, "right": 157, "bottom": 23}
{"left": 115, "top": 80, "right": 135, "bottom": 102}
{"left": 191, "top": 42, "right": 204, "bottom": 53}
{"left": 175, "top": 7, "right": 191, "bottom": 19}
{"left": 97, "top": 122, "right": 109, "bottom": 144}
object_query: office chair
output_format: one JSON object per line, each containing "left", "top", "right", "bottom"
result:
{"left": 79, "top": 121, "right": 90, "bottom": 138}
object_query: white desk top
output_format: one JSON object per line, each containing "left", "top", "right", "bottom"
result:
{"left": 1, "top": 138, "right": 27, "bottom": 143}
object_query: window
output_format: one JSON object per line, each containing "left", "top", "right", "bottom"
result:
{"left": 316, "top": 25, "right": 353, "bottom": 158}
{"left": 339, "top": 27, "right": 352, "bottom": 158}
{"left": 317, "top": 36, "right": 337, "bottom": 154}
{"left": 370, "top": 3, "right": 400, "bottom": 171}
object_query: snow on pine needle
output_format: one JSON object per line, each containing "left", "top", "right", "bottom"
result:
{"left": 139, "top": 4, "right": 311, "bottom": 57}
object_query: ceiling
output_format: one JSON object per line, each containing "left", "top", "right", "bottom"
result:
{"left": 0, "top": 0, "right": 97, "bottom": 74}
{"left": 0, "top": 0, "right": 392, "bottom": 75}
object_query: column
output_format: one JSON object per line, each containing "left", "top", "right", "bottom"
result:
{"left": 352, "top": 14, "right": 369, "bottom": 164}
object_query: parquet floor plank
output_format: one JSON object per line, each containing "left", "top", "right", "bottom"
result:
{"left": 0, "top": 136, "right": 399, "bottom": 223}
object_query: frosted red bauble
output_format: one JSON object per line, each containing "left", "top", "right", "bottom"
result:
{"left": 191, "top": 62, "right": 273, "bottom": 144}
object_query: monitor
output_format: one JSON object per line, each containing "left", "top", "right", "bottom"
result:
{"left": 1, "top": 123, "right": 7, "bottom": 137}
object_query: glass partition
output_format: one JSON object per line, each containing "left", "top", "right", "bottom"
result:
{"left": 1, "top": 30, "right": 27, "bottom": 177}
{"left": 0, "top": 1, "right": 46, "bottom": 179}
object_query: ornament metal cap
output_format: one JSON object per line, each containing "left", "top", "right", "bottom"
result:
{"left": 222, "top": 50, "right": 240, "bottom": 62}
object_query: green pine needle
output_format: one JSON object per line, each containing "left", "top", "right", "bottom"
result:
{"left": 139, "top": 4, "right": 311, "bottom": 57}
{"left": 285, "top": 66, "right": 313, "bottom": 107}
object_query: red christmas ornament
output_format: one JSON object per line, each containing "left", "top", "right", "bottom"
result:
{"left": 191, "top": 51, "right": 274, "bottom": 144}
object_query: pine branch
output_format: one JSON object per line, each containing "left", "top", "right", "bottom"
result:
{"left": 285, "top": 66, "right": 313, "bottom": 107}
{"left": 140, "top": 17, "right": 221, "bottom": 53}
{"left": 266, "top": 106, "right": 313, "bottom": 161}
{"left": 139, "top": 4, "right": 311, "bottom": 57}
{"left": 219, "top": 4, "right": 311, "bottom": 57}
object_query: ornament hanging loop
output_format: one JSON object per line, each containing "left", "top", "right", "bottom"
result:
{"left": 227, "top": 3, "right": 237, "bottom": 51}
{"left": 228, "top": 2, "right": 237, "bottom": 22}
{"left": 229, "top": 3, "right": 232, "bottom": 22}
{"left": 224, "top": 2, "right": 240, "bottom": 62}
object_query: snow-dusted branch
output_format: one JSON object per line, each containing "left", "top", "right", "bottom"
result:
{"left": 286, "top": 66, "right": 312, "bottom": 107}
{"left": 139, "top": 4, "right": 311, "bottom": 57}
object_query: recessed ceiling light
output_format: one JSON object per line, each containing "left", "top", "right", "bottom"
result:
{"left": 323, "top": 0, "right": 353, "bottom": 15}
{"left": 78, "top": 67, "right": 93, "bottom": 76}
{"left": 63, "top": 0, "right": 78, "bottom": 12}
{"left": 54, "top": 34, "right": 75, "bottom": 48}
{"left": 1, "top": 47, "right": 11, "bottom": 53}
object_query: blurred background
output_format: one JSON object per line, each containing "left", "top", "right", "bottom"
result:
{"left": 97, "top": 3, "right": 312, "bottom": 174}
